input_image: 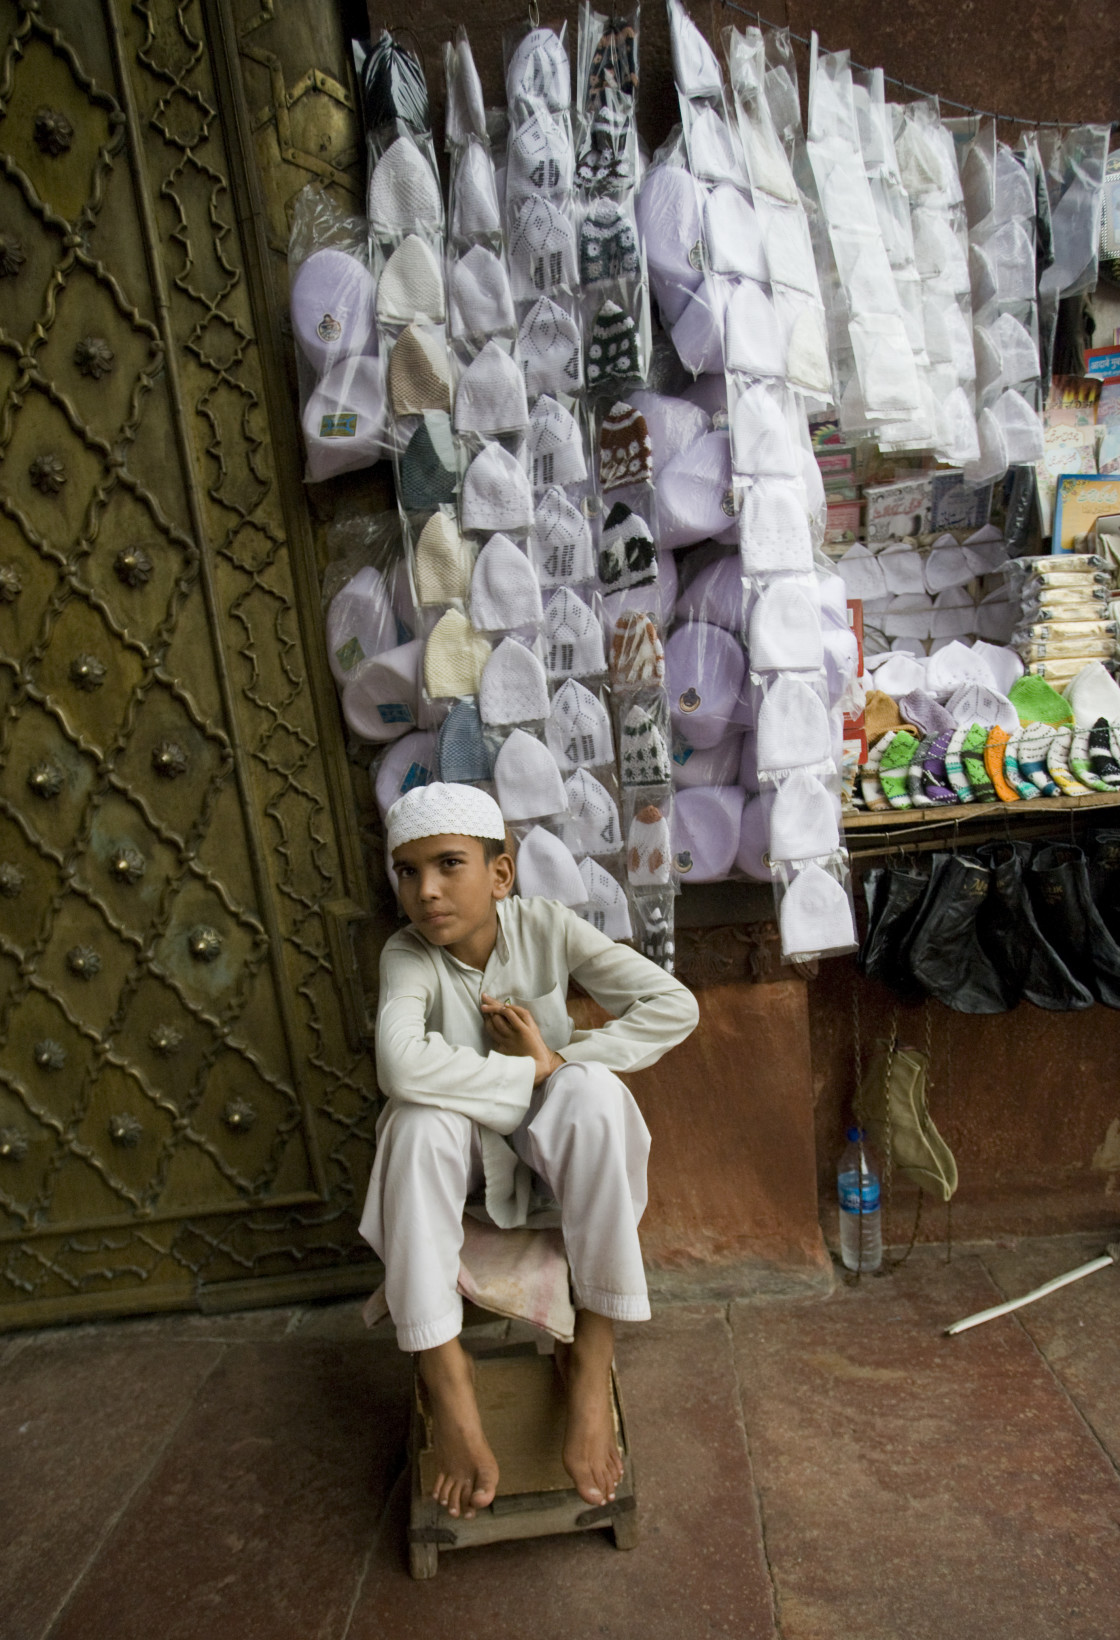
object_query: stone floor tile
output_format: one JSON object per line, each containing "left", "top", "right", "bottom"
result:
{"left": 979, "top": 1233, "right": 1120, "bottom": 1470}
{"left": 9, "top": 1305, "right": 300, "bottom": 1350}
{"left": 731, "top": 1251, "right": 1120, "bottom": 1640}
{"left": 345, "top": 1306, "right": 777, "bottom": 1640}
{"left": 48, "top": 1340, "right": 412, "bottom": 1640}
{"left": 1, "top": 1335, "right": 223, "bottom": 1640}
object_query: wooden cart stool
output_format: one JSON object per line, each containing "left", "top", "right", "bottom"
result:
{"left": 408, "top": 1342, "right": 639, "bottom": 1579}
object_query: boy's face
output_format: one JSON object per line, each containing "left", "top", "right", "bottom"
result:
{"left": 392, "top": 833, "right": 514, "bottom": 950}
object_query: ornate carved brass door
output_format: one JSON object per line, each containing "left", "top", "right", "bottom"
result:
{"left": 0, "top": 0, "right": 383, "bottom": 1327}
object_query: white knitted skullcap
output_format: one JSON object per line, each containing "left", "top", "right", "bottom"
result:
{"left": 565, "top": 769, "right": 622, "bottom": 855}
{"left": 529, "top": 486, "right": 595, "bottom": 586}
{"left": 449, "top": 246, "right": 515, "bottom": 340}
{"left": 446, "top": 37, "right": 487, "bottom": 147}
{"left": 543, "top": 588, "right": 605, "bottom": 678}
{"left": 528, "top": 395, "right": 587, "bottom": 489}
{"left": 377, "top": 235, "right": 446, "bottom": 325}
{"left": 461, "top": 444, "right": 534, "bottom": 534}
{"left": 748, "top": 580, "right": 824, "bottom": 673}
{"left": 769, "top": 769, "right": 840, "bottom": 863}
{"left": 518, "top": 296, "right": 583, "bottom": 397}
{"left": 454, "top": 340, "right": 529, "bottom": 436}
{"left": 545, "top": 678, "right": 614, "bottom": 770}
{"left": 627, "top": 803, "right": 672, "bottom": 885}
{"left": 368, "top": 137, "right": 442, "bottom": 236}
{"left": 578, "top": 858, "right": 632, "bottom": 940}
{"left": 516, "top": 826, "right": 587, "bottom": 906}
{"left": 451, "top": 139, "right": 501, "bottom": 242}
{"left": 780, "top": 863, "right": 856, "bottom": 958}
{"left": 470, "top": 534, "right": 543, "bottom": 631}
{"left": 508, "top": 108, "right": 574, "bottom": 197}
{"left": 688, "top": 108, "right": 741, "bottom": 184}
{"left": 509, "top": 195, "right": 577, "bottom": 293}
{"left": 480, "top": 636, "right": 550, "bottom": 724}
{"left": 386, "top": 781, "right": 506, "bottom": 854}
{"left": 494, "top": 728, "right": 567, "bottom": 820}
{"left": 755, "top": 674, "right": 833, "bottom": 779}
{"left": 705, "top": 186, "right": 768, "bottom": 281}
{"left": 669, "top": 0, "right": 722, "bottom": 97}
{"left": 506, "top": 27, "right": 571, "bottom": 111}
{"left": 724, "top": 280, "right": 784, "bottom": 378}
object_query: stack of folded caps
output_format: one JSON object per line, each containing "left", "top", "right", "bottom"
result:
{"left": 836, "top": 526, "right": 1013, "bottom": 659}
{"left": 1009, "top": 554, "right": 1117, "bottom": 690}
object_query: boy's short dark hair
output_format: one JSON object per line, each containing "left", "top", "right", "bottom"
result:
{"left": 482, "top": 833, "right": 511, "bottom": 864}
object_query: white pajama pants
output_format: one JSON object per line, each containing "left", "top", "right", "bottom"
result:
{"left": 361, "top": 1061, "right": 652, "bottom": 1352}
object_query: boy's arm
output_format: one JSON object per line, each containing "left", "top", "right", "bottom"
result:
{"left": 557, "top": 911, "right": 699, "bottom": 1074}
{"left": 375, "top": 942, "right": 535, "bottom": 1135}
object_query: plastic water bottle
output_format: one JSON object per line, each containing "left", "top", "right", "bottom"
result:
{"left": 837, "top": 1126, "right": 882, "bottom": 1272}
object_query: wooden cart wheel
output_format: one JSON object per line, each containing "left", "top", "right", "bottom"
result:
{"left": 612, "top": 1506, "right": 640, "bottom": 1550}
{"left": 409, "top": 1540, "right": 439, "bottom": 1579}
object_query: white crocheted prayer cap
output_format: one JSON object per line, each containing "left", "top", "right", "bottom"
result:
{"left": 738, "top": 478, "right": 813, "bottom": 576}
{"left": 342, "top": 638, "right": 423, "bottom": 743}
{"left": 506, "top": 28, "right": 571, "bottom": 112}
{"left": 1065, "top": 660, "right": 1120, "bottom": 731}
{"left": 495, "top": 728, "right": 567, "bottom": 820}
{"left": 930, "top": 585, "right": 976, "bottom": 640}
{"left": 449, "top": 246, "right": 515, "bottom": 340}
{"left": 725, "top": 280, "right": 784, "bottom": 378}
{"left": 546, "top": 678, "right": 614, "bottom": 771}
{"left": 992, "top": 388, "right": 1044, "bottom": 464}
{"left": 461, "top": 444, "right": 534, "bottom": 533}
{"left": 925, "top": 535, "right": 972, "bottom": 593}
{"left": 386, "top": 781, "right": 506, "bottom": 854}
{"left": 529, "top": 486, "right": 595, "bottom": 586}
{"left": 528, "top": 395, "right": 587, "bottom": 488}
{"left": 731, "top": 383, "right": 800, "bottom": 479}
{"left": 470, "top": 534, "right": 543, "bottom": 631}
{"left": 924, "top": 639, "right": 995, "bottom": 700}
{"left": 780, "top": 863, "right": 855, "bottom": 958}
{"left": 836, "top": 543, "right": 887, "bottom": 603}
{"left": 671, "top": 785, "right": 745, "bottom": 882}
{"left": 689, "top": 108, "right": 741, "bottom": 184}
{"left": 518, "top": 297, "right": 583, "bottom": 397}
{"left": 480, "top": 636, "right": 550, "bottom": 724}
{"left": 424, "top": 608, "right": 491, "bottom": 699}
{"left": 368, "top": 137, "right": 442, "bottom": 236}
{"left": 454, "top": 341, "right": 529, "bottom": 436}
{"left": 543, "top": 588, "right": 605, "bottom": 678}
{"left": 769, "top": 769, "right": 840, "bottom": 862}
{"left": 517, "top": 826, "right": 587, "bottom": 906}
{"left": 578, "top": 858, "right": 632, "bottom": 940}
{"left": 879, "top": 544, "right": 927, "bottom": 595}
{"left": 452, "top": 139, "right": 501, "bottom": 242}
{"left": 446, "top": 37, "right": 486, "bottom": 147}
{"left": 565, "top": 768, "right": 622, "bottom": 855}
{"left": 870, "top": 650, "right": 928, "bottom": 698}
{"left": 669, "top": 0, "right": 722, "bottom": 96}
{"left": 325, "top": 563, "right": 396, "bottom": 686}
{"left": 413, "top": 511, "right": 473, "bottom": 606}
{"left": 755, "top": 674, "right": 833, "bottom": 778}
{"left": 945, "top": 680, "right": 1018, "bottom": 734}
{"left": 508, "top": 107, "right": 574, "bottom": 197}
{"left": 377, "top": 236, "right": 445, "bottom": 324}
{"left": 290, "top": 247, "right": 377, "bottom": 374}
{"left": 970, "top": 641, "right": 1022, "bottom": 697}
{"left": 509, "top": 195, "right": 578, "bottom": 293}
{"left": 749, "top": 580, "right": 824, "bottom": 673}
{"left": 705, "top": 187, "right": 768, "bottom": 281}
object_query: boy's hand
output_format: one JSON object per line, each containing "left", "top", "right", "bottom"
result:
{"left": 481, "top": 994, "right": 565, "bottom": 1086}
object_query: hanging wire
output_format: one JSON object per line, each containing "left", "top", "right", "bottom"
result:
{"left": 719, "top": 0, "right": 1112, "bottom": 131}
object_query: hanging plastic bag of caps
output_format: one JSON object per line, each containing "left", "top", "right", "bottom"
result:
{"left": 288, "top": 185, "right": 390, "bottom": 482}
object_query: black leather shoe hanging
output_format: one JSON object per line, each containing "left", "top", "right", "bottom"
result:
{"left": 1028, "top": 841, "right": 1120, "bottom": 1008}
{"left": 859, "top": 860, "right": 930, "bottom": 996}
{"left": 1087, "top": 829, "right": 1120, "bottom": 943}
{"left": 907, "top": 851, "right": 1017, "bottom": 1014}
{"left": 975, "top": 840, "right": 1093, "bottom": 1011}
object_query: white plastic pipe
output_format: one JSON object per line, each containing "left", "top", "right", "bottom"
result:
{"left": 945, "top": 1245, "right": 1118, "bottom": 1336}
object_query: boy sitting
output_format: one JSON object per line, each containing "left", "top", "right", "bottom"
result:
{"left": 360, "top": 782, "right": 699, "bottom": 1521}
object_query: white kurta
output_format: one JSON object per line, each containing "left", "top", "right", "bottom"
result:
{"left": 372, "top": 895, "right": 699, "bottom": 1228}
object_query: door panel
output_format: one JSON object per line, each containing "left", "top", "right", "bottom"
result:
{"left": 0, "top": 0, "right": 382, "bottom": 1326}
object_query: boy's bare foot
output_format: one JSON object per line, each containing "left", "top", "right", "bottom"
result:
{"left": 417, "top": 1338, "right": 499, "bottom": 1520}
{"left": 560, "top": 1310, "right": 625, "bottom": 1507}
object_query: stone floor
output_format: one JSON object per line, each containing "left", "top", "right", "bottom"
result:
{"left": 3, "top": 1233, "right": 1119, "bottom": 1640}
